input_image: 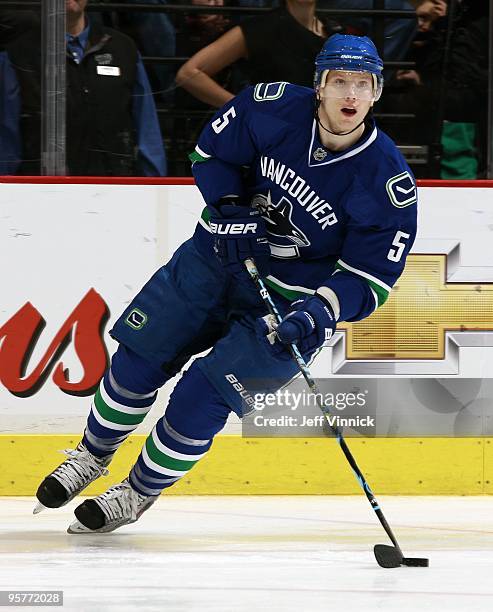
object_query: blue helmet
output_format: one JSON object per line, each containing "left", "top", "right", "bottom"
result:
{"left": 314, "top": 34, "right": 384, "bottom": 100}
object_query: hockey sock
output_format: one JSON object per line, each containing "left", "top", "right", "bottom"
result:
{"left": 82, "top": 345, "right": 168, "bottom": 458}
{"left": 129, "top": 362, "right": 231, "bottom": 496}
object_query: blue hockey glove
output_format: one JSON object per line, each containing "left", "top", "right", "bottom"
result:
{"left": 208, "top": 200, "right": 271, "bottom": 278}
{"left": 256, "top": 295, "right": 336, "bottom": 358}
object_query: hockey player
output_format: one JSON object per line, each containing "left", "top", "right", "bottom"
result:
{"left": 34, "top": 34, "right": 417, "bottom": 533}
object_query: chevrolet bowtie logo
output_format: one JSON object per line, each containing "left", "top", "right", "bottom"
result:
{"left": 339, "top": 254, "right": 493, "bottom": 359}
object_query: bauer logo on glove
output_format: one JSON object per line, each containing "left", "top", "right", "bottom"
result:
{"left": 209, "top": 220, "right": 259, "bottom": 235}
{"left": 208, "top": 199, "right": 271, "bottom": 279}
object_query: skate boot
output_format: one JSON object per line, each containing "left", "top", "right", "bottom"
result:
{"left": 68, "top": 479, "right": 157, "bottom": 534}
{"left": 34, "top": 443, "right": 111, "bottom": 514}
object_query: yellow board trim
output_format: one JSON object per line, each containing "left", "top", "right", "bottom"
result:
{"left": 0, "top": 435, "right": 490, "bottom": 496}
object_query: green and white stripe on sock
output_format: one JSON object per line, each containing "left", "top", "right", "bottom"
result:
{"left": 140, "top": 427, "right": 208, "bottom": 478}
{"left": 84, "top": 372, "right": 156, "bottom": 457}
{"left": 130, "top": 418, "right": 211, "bottom": 496}
{"left": 91, "top": 385, "right": 151, "bottom": 430}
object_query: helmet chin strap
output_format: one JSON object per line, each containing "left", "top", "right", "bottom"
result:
{"left": 314, "top": 97, "right": 367, "bottom": 137}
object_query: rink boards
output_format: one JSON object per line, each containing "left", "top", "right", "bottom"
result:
{"left": 1, "top": 434, "right": 491, "bottom": 496}
{"left": 1, "top": 179, "right": 493, "bottom": 495}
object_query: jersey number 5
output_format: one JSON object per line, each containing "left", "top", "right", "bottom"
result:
{"left": 212, "top": 106, "right": 237, "bottom": 134}
{"left": 387, "top": 230, "right": 411, "bottom": 262}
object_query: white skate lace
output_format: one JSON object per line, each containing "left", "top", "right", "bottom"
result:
{"left": 95, "top": 481, "right": 147, "bottom": 523}
{"left": 52, "top": 447, "right": 109, "bottom": 496}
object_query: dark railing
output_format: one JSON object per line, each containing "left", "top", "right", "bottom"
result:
{"left": 1, "top": 2, "right": 417, "bottom": 16}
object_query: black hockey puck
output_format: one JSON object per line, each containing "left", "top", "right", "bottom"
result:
{"left": 402, "top": 557, "right": 429, "bottom": 567}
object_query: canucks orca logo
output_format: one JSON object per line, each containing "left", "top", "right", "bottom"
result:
{"left": 251, "top": 191, "right": 310, "bottom": 259}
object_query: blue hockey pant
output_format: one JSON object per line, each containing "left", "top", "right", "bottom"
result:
{"left": 83, "top": 238, "right": 307, "bottom": 495}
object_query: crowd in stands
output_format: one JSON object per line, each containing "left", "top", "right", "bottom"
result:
{"left": 0, "top": 0, "right": 489, "bottom": 178}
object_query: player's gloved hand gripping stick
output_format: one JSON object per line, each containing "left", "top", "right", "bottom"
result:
{"left": 245, "top": 257, "right": 429, "bottom": 569}
{"left": 257, "top": 295, "right": 336, "bottom": 358}
{"left": 208, "top": 198, "right": 271, "bottom": 280}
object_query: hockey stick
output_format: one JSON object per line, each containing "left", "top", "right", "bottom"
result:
{"left": 245, "top": 258, "right": 428, "bottom": 569}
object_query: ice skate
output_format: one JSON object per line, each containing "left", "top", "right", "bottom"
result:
{"left": 67, "top": 479, "right": 157, "bottom": 534}
{"left": 33, "top": 444, "right": 111, "bottom": 514}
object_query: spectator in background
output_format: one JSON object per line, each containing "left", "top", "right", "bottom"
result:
{"left": 319, "top": 0, "right": 417, "bottom": 63}
{"left": 3, "top": 0, "right": 166, "bottom": 176}
{"left": 386, "top": 0, "right": 488, "bottom": 178}
{"left": 393, "top": 0, "right": 447, "bottom": 86}
{"left": 187, "top": 0, "right": 231, "bottom": 46}
{"left": 116, "top": 0, "right": 176, "bottom": 105}
{"left": 176, "top": 0, "right": 233, "bottom": 70}
{"left": 175, "top": 0, "right": 235, "bottom": 108}
{"left": 0, "top": 9, "right": 38, "bottom": 47}
{"left": 170, "top": 0, "right": 234, "bottom": 174}
{"left": 176, "top": 0, "right": 343, "bottom": 108}
{"left": 415, "top": 0, "right": 447, "bottom": 33}
{"left": 0, "top": 51, "right": 21, "bottom": 176}
{"left": 0, "top": 10, "right": 37, "bottom": 174}
{"left": 234, "top": 0, "right": 278, "bottom": 7}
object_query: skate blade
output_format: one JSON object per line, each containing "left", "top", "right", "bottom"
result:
{"left": 33, "top": 501, "right": 47, "bottom": 515}
{"left": 67, "top": 518, "right": 124, "bottom": 534}
{"left": 67, "top": 519, "right": 97, "bottom": 534}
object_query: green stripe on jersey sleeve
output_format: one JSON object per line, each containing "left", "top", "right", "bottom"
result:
{"left": 335, "top": 262, "right": 390, "bottom": 307}
{"left": 201, "top": 206, "right": 211, "bottom": 224}
{"left": 189, "top": 150, "right": 210, "bottom": 164}
{"left": 264, "top": 279, "right": 303, "bottom": 301}
{"left": 264, "top": 277, "right": 315, "bottom": 302}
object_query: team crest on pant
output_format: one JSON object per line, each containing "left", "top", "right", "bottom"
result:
{"left": 125, "top": 308, "right": 148, "bottom": 330}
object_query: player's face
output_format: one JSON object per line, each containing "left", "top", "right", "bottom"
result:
{"left": 318, "top": 71, "right": 374, "bottom": 133}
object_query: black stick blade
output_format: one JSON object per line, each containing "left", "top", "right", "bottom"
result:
{"left": 402, "top": 557, "right": 429, "bottom": 567}
{"left": 374, "top": 544, "right": 403, "bottom": 568}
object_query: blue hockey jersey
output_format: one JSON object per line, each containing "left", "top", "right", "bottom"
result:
{"left": 191, "top": 82, "right": 417, "bottom": 323}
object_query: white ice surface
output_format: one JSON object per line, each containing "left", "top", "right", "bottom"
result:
{"left": 1, "top": 496, "right": 493, "bottom": 611}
